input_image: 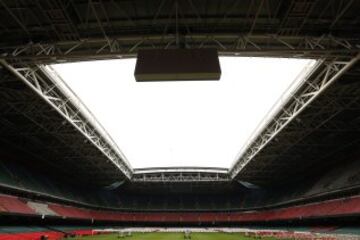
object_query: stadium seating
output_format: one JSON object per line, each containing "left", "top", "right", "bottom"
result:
{"left": 27, "top": 201, "right": 58, "bottom": 216}
{"left": 0, "top": 195, "right": 35, "bottom": 215}
{"left": 1, "top": 158, "right": 360, "bottom": 212}
{"left": 1, "top": 193, "right": 360, "bottom": 223}
{"left": 1, "top": 156, "right": 360, "bottom": 228}
{"left": 48, "top": 204, "right": 92, "bottom": 219}
{"left": 1, "top": 190, "right": 360, "bottom": 224}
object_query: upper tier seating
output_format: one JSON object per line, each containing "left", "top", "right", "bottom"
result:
{"left": 27, "top": 201, "right": 58, "bottom": 216}
{"left": 48, "top": 204, "right": 92, "bottom": 219}
{"left": 0, "top": 195, "right": 35, "bottom": 215}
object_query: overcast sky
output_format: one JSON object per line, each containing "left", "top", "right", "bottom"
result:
{"left": 52, "top": 57, "right": 313, "bottom": 169}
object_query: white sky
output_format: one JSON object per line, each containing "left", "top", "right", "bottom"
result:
{"left": 52, "top": 57, "right": 313, "bottom": 169}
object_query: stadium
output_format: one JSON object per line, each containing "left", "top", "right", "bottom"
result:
{"left": 0, "top": 0, "right": 360, "bottom": 239}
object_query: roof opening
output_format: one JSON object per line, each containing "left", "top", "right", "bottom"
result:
{"left": 51, "top": 57, "right": 315, "bottom": 169}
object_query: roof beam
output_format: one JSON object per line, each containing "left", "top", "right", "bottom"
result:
{"left": 0, "top": 0, "right": 31, "bottom": 37}
{"left": 229, "top": 52, "right": 360, "bottom": 179}
{"left": 1, "top": 34, "right": 359, "bottom": 63}
{"left": 0, "top": 60, "right": 133, "bottom": 179}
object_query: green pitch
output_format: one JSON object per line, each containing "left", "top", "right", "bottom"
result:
{"left": 74, "top": 232, "right": 280, "bottom": 240}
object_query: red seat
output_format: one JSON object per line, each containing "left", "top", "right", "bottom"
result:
{"left": 0, "top": 195, "right": 36, "bottom": 215}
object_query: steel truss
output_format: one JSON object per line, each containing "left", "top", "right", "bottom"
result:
{"left": 0, "top": 0, "right": 358, "bottom": 184}
{"left": 230, "top": 53, "right": 360, "bottom": 179}
{"left": 1, "top": 34, "right": 359, "bottom": 63}
{"left": 0, "top": 60, "right": 132, "bottom": 179}
{"left": 2, "top": 53, "right": 359, "bottom": 183}
{"left": 132, "top": 172, "right": 230, "bottom": 182}
{"left": 2, "top": 54, "right": 359, "bottom": 182}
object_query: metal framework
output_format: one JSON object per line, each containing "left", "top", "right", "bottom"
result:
{"left": 230, "top": 53, "right": 360, "bottom": 178}
{"left": 134, "top": 167, "right": 228, "bottom": 174}
{"left": 237, "top": 78, "right": 360, "bottom": 184}
{"left": 132, "top": 171, "right": 230, "bottom": 183}
{"left": 1, "top": 34, "right": 359, "bottom": 63}
{"left": 0, "top": 0, "right": 359, "bottom": 184}
{"left": 132, "top": 167, "right": 230, "bottom": 182}
{"left": 0, "top": 0, "right": 359, "bottom": 63}
{"left": 0, "top": 60, "right": 132, "bottom": 179}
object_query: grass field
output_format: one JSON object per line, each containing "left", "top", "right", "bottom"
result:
{"left": 75, "top": 232, "right": 280, "bottom": 240}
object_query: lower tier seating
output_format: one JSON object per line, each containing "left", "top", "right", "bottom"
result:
{"left": 0, "top": 226, "right": 97, "bottom": 240}
{"left": 1, "top": 193, "right": 360, "bottom": 223}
